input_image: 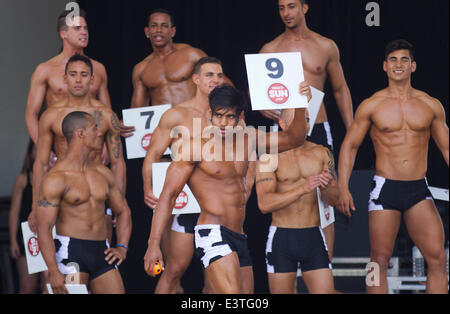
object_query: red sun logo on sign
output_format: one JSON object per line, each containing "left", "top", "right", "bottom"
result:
{"left": 174, "top": 191, "right": 188, "bottom": 210}
{"left": 141, "top": 134, "right": 152, "bottom": 151}
{"left": 28, "top": 236, "right": 40, "bottom": 257}
{"left": 268, "top": 83, "right": 289, "bottom": 105}
{"left": 324, "top": 205, "right": 330, "bottom": 221}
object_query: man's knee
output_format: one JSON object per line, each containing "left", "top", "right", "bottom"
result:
{"left": 371, "top": 253, "right": 392, "bottom": 271}
{"left": 425, "top": 248, "right": 447, "bottom": 270}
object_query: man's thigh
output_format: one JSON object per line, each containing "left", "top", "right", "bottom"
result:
{"left": 89, "top": 269, "right": 125, "bottom": 294}
{"left": 205, "top": 253, "right": 242, "bottom": 294}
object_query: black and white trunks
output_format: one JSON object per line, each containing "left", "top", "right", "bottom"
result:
{"left": 265, "top": 226, "right": 331, "bottom": 274}
{"left": 54, "top": 235, "right": 117, "bottom": 280}
{"left": 171, "top": 213, "right": 200, "bottom": 235}
{"left": 369, "top": 176, "right": 433, "bottom": 213}
{"left": 194, "top": 225, "right": 253, "bottom": 269}
{"left": 307, "top": 122, "right": 334, "bottom": 153}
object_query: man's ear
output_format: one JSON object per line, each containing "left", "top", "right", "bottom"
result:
{"left": 144, "top": 27, "right": 150, "bottom": 39}
{"left": 171, "top": 26, "right": 177, "bottom": 38}
{"left": 303, "top": 3, "right": 309, "bottom": 14}
{"left": 193, "top": 73, "right": 200, "bottom": 85}
{"left": 411, "top": 61, "right": 417, "bottom": 73}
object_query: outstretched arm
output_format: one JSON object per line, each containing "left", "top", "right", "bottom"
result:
{"left": 144, "top": 158, "right": 196, "bottom": 275}
{"left": 326, "top": 40, "right": 354, "bottom": 130}
{"left": 430, "top": 99, "right": 449, "bottom": 166}
{"left": 25, "top": 64, "right": 48, "bottom": 144}
{"left": 36, "top": 173, "right": 68, "bottom": 295}
{"left": 337, "top": 98, "right": 373, "bottom": 217}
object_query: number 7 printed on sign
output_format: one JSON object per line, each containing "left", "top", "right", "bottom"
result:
{"left": 122, "top": 104, "right": 172, "bottom": 159}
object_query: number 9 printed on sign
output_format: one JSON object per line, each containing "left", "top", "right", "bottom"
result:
{"left": 245, "top": 52, "right": 308, "bottom": 111}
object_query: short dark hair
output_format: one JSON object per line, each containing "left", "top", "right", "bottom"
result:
{"left": 57, "top": 9, "right": 87, "bottom": 33}
{"left": 65, "top": 54, "right": 93, "bottom": 76}
{"left": 62, "top": 111, "right": 92, "bottom": 143}
{"left": 193, "top": 57, "right": 222, "bottom": 75}
{"left": 146, "top": 8, "right": 175, "bottom": 27}
{"left": 384, "top": 39, "right": 415, "bottom": 61}
{"left": 209, "top": 85, "right": 246, "bottom": 118}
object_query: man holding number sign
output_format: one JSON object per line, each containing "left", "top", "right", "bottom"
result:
{"left": 259, "top": 0, "right": 354, "bottom": 260}
{"left": 142, "top": 57, "right": 228, "bottom": 294}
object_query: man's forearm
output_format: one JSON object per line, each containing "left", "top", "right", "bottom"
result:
{"left": 148, "top": 194, "right": 176, "bottom": 245}
{"left": 115, "top": 209, "right": 132, "bottom": 247}
{"left": 38, "top": 227, "right": 59, "bottom": 273}
{"left": 25, "top": 112, "right": 39, "bottom": 144}
{"left": 111, "top": 160, "right": 127, "bottom": 195}
{"left": 334, "top": 87, "right": 354, "bottom": 130}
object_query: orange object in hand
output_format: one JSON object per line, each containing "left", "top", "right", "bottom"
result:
{"left": 147, "top": 261, "right": 162, "bottom": 276}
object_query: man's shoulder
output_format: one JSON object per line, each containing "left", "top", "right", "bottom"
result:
{"left": 260, "top": 34, "right": 284, "bottom": 53}
{"left": 159, "top": 106, "right": 189, "bottom": 127}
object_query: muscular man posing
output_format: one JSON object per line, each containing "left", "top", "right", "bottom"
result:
{"left": 338, "top": 40, "right": 449, "bottom": 294}
{"left": 31, "top": 55, "right": 125, "bottom": 238}
{"left": 26, "top": 9, "right": 111, "bottom": 144}
{"left": 259, "top": 0, "right": 354, "bottom": 259}
{"left": 37, "top": 111, "right": 131, "bottom": 294}
{"left": 142, "top": 57, "right": 225, "bottom": 293}
{"left": 256, "top": 110, "right": 339, "bottom": 294}
{"left": 144, "top": 85, "right": 309, "bottom": 294}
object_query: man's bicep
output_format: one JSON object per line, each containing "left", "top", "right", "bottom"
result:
{"left": 36, "top": 117, "right": 54, "bottom": 164}
{"left": 162, "top": 161, "right": 196, "bottom": 196}
{"left": 37, "top": 177, "right": 63, "bottom": 227}
{"left": 255, "top": 158, "right": 277, "bottom": 194}
{"left": 26, "top": 66, "right": 48, "bottom": 142}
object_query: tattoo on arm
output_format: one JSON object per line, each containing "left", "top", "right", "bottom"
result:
{"left": 108, "top": 130, "right": 122, "bottom": 159}
{"left": 38, "top": 199, "right": 59, "bottom": 208}
{"left": 256, "top": 177, "right": 274, "bottom": 185}
{"left": 111, "top": 113, "right": 121, "bottom": 131}
{"left": 326, "top": 149, "right": 337, "bottom": 180}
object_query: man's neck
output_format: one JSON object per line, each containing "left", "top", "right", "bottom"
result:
{"left": 152, "top": 42, "right": 175, "bottom": 58}
{"left": 284, "top": 21, "right": 310, "bottom": 41}
{"left": 193, "top": 91, "right": 211, "bottom": 112}
{"left": 61, "top": 46, "right": 85, "bottom": 61}
{"left": 63, "top": 145, "right": 91, "bottom": 171}
{"left": 387, "top": 79, "right": 414, "bottom": 99}
{"left": 68, "top": 94, "right": 91, "bottom": 107}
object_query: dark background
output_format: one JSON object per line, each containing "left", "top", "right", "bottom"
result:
{"left": 76, "top": 0, "right": 449, "bottom": 293}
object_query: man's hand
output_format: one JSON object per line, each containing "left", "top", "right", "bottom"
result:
{"left": 104, "top": 247, "right": 127, "bottom": 266}
{"left": 337, "top": 186, "right": 356, "bottom": 217}
{"left": 10, "top": 240, "right": 21, "bottom": 260}
{"left": 49, "top": 270, "right": 69, "bottom": 294}
{"left": 144, "top": 243, "right": 164, "bottom": 277}
{"left": 260, "top": 110, "right": 282, "bottom": 122}
{"left": 299, "top": 81, "right": 312, "bottom": 103}
{"left": 144, "top": 186, "right": 159, "bottom": 209}
{"left": 303, "top": 174, "right": 322, "bottom": 194}
{"left": 27, "top": 210, "right": 38, "bottom": 234}
{"left": 120, "top": 120, "right": 136, "bottom": 138}
{"left": 318, "top": 170, "right": 333, "bottom": 190}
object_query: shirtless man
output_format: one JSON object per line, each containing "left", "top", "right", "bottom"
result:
{"left": 25, "top": 9, "right": 111, "bottom": 144}
{"left": 256, "top": 110, "right": 339, "bottom": 294}
{"left": 338, "top": 40, "right": 449, "bottom": 294}
{"left": 31, "top": 55, "right": 125, "bottom": 238}
{"left": 142, "top": 57, "right": 226, "bottom": 294}
{"left": 144, "top": 85, "right": 309, "bottom": 294}
{"left": 120, "top": 9, "right": 209, "bottom": 137}
{"left": 37, "top": 111, "right": 131, "bottom": 294}
{"left": 260, "top": 0, "right": 354, "bottom": 260}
